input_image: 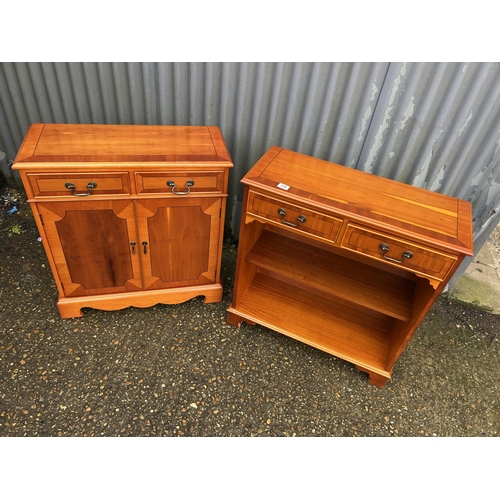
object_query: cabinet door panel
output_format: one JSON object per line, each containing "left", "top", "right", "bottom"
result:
{"left": 38, "top": 200, "right": 142, "bottom": 296}
{"left": 136, "top": 198, "right": 221, "bottom": 290}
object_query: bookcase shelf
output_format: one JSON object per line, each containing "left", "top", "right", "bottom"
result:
{"left": 246, "top": 230, "right": 416, "bottom": 322}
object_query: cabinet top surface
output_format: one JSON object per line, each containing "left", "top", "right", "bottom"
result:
{"left": 12, "top": 124, "right": 233, "bottom": 167}
{"left": 243, "top": 147, "right": 473, "bottom": 254}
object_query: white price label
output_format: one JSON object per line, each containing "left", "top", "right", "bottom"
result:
{"left": 277, "top": 183, "right": 290, "bottom": 191}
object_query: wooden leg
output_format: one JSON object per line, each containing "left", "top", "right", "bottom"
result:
{"left": 227, "top": 310, "right": 255, "bottom": 327}
{"left": 367, "top": 372, "right": 391, "bottom": 388}
{"left": 355, "top": 365, "right": 391, "bottom": 388}
{"left": 57, "top": 301, "right": 84, "bottom": 318}
{"left": 202, "top": 287, "right": 224, "bottom": 303}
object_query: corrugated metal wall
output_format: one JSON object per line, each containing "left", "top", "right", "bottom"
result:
{"left": 1, "top": 62, "right": 499, "bottom": 258}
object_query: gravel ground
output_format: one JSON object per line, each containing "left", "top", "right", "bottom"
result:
{"left": 1, "top": 185, "right": 499, "bottom": 438}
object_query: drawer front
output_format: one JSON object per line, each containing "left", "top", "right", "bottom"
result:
{"left": 136, "top": 171, "right": 224, "bottom": 195}
{"left": 28, "top": 172, "right": 131, "bottom": 198}
{"left": 341, "top": 224, "right": 457, "bottom": 280}
{"left": 247, "top": 191, "right": 343, "bottom": 243}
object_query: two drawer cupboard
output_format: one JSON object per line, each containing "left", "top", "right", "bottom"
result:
{"left": 13, "top": 124, "right": 233, "bottom": 318}
{"left": 227, "top": 147, "right": 473, "bottom": 387}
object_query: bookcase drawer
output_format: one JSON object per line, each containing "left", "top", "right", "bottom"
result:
{"left": 341, "top": 224, "right": 457, "bottom": 280}
{"left": 246, "top": 191, "right": 343, "bottom": 243}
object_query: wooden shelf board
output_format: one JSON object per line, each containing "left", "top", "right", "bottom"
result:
{"left": 246, "top": 230, "right": 415, "bottom": 322}
{"left": 230, "top": 272, "right": 393, "bottom": 376}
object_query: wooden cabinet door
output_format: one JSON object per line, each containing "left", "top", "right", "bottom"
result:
{"left": 135, "top": 197, "right": 222, "bottom": 290}
{"left": 38, "top": 200, "right": 143, "bottom": 297}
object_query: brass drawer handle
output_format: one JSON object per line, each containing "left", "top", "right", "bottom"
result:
{"left": 277, "top": 207, "right": 307, "bottom": 227}
{"left": 167, "top": 180, "right": 194, "bottom": 195}
{"left": 379, "top": 243, "right": 413, "bottom": 263}
{"left": 65, "top": 181, "right": 97, "bottom": 196}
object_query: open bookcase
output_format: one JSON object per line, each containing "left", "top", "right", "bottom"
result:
{"left": 227, "top": 147, "right": 473, "bottom": 387}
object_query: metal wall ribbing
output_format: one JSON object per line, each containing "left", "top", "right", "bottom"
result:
{"left": 1, "top": 62, "right": 499, "bottom": 254}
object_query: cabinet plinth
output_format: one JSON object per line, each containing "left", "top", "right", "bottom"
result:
{"left": 227, "top": 147, "right": 473, "bottom": 387}
{"left": 13, "top": 124, "right": 233, "bottom": 318}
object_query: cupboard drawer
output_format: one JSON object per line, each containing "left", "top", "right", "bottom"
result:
{"left": 28, "top": 172, "right": 131, "bottom": 198}
{"left": 341, "top": 224, "right": 457, "bottom": 280}
{"left": 136, "top": 171, "right": 224, "bottom": 195}
{"left": 247, "top": 191, "right": 343, "bottom": 243}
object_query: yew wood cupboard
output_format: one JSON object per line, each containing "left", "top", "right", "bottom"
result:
{"left": 227, "top": 147, "right": 473, "bottom": 387}
{"left": 13, "top": 124, "right": 233, "bottom": 318}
